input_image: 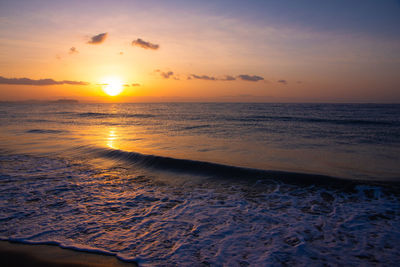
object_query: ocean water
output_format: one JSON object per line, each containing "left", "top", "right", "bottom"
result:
{"left": 0, "top": 102, "right": 399, "bottom": 266}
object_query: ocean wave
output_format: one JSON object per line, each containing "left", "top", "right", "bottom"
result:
{"left": 83, "top": 146, "right": 400, "bottom": 186}
{"left": 231, "top": 115, "right": 397, "bottom": 126}
{"left": 77, "top": 112, "right": 156, "bottom": 118}
{"left": 26, "top": 129, "right": 66, "bottom": 134}
{"left": 25, "top": 119, "right": 53, "bottom": 123}
{"left": 181, "top": 124, "right": 211, "bottom": 130}
{"left": 1, "top": 152, "right": 399, "bottom": 266}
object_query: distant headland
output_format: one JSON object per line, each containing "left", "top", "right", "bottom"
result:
{"left": 0, "top": 99, "right": 79, "bottom": 104}
{"left": 52, "top": 99, "right": 79, "bottom": 104}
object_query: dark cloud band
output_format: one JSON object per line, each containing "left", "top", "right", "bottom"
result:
{"left": 132, "top": 38, "right": 159, "bottom": 50}
{"left": 237, "top": 74, "right": 264, "bottom": 82}
{"left": 191, "top": 74, "right": 216, "bottom": 81}
{"left": 0, "top": 76, "right": 89, "bottom": 86}
{"left": 155, "top": 70, "right": 264, "bottom": 82}
{"left": 191, "top": 74, "right": 264, "bottom": 82}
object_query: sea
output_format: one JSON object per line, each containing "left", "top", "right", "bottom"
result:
{"left": 0, "top": 102, "right": 399, "bottom": 266}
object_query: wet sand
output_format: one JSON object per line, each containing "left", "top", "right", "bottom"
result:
{"left": 0, "top": 241, "right": 138, "bottom": 267}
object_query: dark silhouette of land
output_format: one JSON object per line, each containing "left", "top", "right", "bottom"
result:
{"left": 0, "top": 241, "right": 137, "bottom": 267}
{"left": 0, "top": 99, "right": 79, "bottom": 104}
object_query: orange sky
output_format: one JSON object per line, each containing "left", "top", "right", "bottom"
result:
{"left": 0, "top": 0, "right": 399, "bottom": 102}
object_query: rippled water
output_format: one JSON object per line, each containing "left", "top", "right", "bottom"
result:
{"left": 0, "top": 103, "right": 399, "bottom": 265}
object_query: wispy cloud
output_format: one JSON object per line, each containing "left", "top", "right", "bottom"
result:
{"left": 155, "top": 70, "right": 174, "bottom": 79}
{"left": 190, "top": 74, "right": 217, "bottom": 81}
{"left": 237, "top": 74, "right": 264, "bottom": 82}
{"left": 190, "top": 74, "right": 263, "bottom": 82}
{"left": 155, "top": 71, "right": 264, "bottom": 82}
{"left": 162, "top": 71, "right": 174, "bottom": 79}
{"left": 132, "top": 38, "right": 159, "bottom": 50}
{"left": 123, "top": 83, "right": 141, "bottom": 87}
{"left": 0, "top": 76, "right": 89, "bottom": 86}
{"left": 221, "top": 75, "right": 236, "bottom": 81}
{"left": 69, "top": 47, "right": 78, "bottom": 54}
{"left": 277, "top": 79, "right": 287, "bottom": 84}
{"left": 88, "top": 33, "right": 107, "bottom": 44}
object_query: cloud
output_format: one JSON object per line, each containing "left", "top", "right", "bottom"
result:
{"left": 162, "top": 71, "right": 174, "bottom": 79}
{"left": 190, "top": 74, "right": 216, "bottom": 81}
{"left": 59, "top": 80, "right": 88, "bottom": 85}
{"left": 0, "top": 76, "right": 89, "bottom": 86}
{"left": 154, "top": 71, "right": 264, "bottom": 83}
{"left": 237, "top": 74, "right": 264, "bottom": 82}
{"left": 190, "top": 74, "right": 264, "bottom": 81}
{"left": 158, "top": 71, "right": 174, "bottom": 79}
{"left": 132, "top": 38, "right": 159, "bottom": 50}
{"left": 88, "top": 33, "right": 107, "bottom": 44}
{"left": 221, "top": 75, "right": 236, "bottom": 81}
{"left": 277, "top": 79, "right": 288, "bottom": 84}
{"left": 69, "top": 47, "right": 78, "bottom": 54}
{"left": 123, "top": 83, "right": 140, "bottom": 87}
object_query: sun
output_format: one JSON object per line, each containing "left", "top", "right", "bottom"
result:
{"left": 102, "top": 77, "right": 123, "bottom": 96}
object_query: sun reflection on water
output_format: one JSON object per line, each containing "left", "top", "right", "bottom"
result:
{"left": 107, "top": 128, "right": 118, "bottom": 149}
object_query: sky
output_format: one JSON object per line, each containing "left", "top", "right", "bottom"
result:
{"left": 0, "top": 0, "right": 399, "bottom": 102}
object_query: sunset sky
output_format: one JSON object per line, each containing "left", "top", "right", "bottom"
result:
{"left": 0, "top": 0, "right": 399, "bottom": 102}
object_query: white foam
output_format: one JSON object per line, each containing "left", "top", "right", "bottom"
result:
{"left": 1, "top": 154, "right": 399, "bottom": 266}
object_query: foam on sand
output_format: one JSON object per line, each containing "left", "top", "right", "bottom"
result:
{"left": 0, "top": 241, "right": 137, "bottom": 267}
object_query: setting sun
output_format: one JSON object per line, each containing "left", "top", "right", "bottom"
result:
{"left": 102, "top": 77, "right": 123, "bottom": 96}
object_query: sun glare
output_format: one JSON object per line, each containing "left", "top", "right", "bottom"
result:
{"left": 102, "top": 77, "right": 123, "bottom": 96}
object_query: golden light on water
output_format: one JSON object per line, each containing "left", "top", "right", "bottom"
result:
{"left": 107, "top": 128, "right": 117, "bottom": 149}
{"left": 102, "top": 77, "right": 123, "bottom": 96}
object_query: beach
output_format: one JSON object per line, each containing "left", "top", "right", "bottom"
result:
{"left": 0, "top": 241, "right": 137, "bottom": 267}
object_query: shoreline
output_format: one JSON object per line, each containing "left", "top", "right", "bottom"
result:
{"left": 0, "top": 241, "right": 138, "bottom": 267}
